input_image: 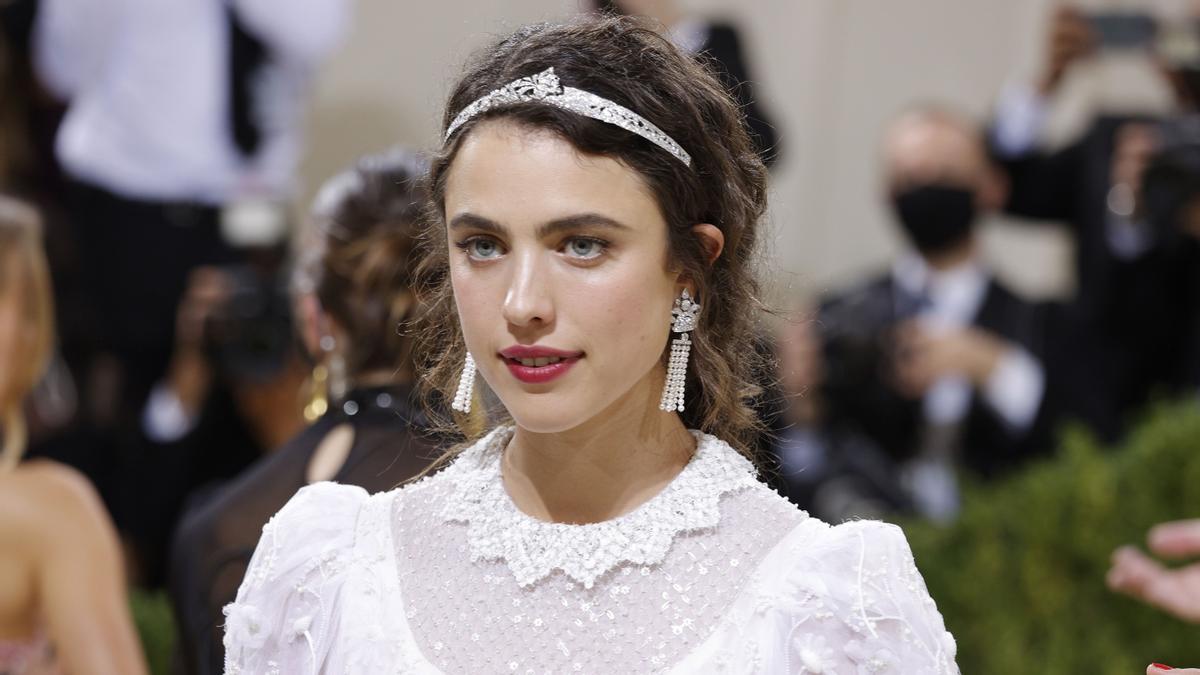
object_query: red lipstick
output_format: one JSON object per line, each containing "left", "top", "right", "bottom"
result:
{"left": 499, "top": 345, "right": 583, "bottom": 384}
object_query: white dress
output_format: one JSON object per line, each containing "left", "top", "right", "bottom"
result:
{"left": 223, "top": 426, "right": 960, "bottom": 674}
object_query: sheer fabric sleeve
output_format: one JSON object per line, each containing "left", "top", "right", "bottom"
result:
{"left": 222, "top": 482, "right": 367, "bottom": 675}
{"left": 769, "top": 520, "right": 959, "bottom": 674}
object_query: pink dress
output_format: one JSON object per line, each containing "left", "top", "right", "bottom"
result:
{"left": 0, "top": 630, "right": 60, "bottom": 675}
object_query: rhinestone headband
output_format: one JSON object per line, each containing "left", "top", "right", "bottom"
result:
{"left": 443, "top": 67, "right": 692, "bottom": 167}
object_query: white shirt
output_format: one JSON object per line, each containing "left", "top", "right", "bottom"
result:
{"left": 33, "top": 0, "right": 348, "bottom": 204}
{"left": 892, "top": 253, "right": 1045, "bottom": 432}
{"left": 223, "top": 426, "right": 959, "bottom": 674}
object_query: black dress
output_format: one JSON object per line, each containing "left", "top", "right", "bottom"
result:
{"left": 167, "top": 383, "right": 439, "bottom": 675}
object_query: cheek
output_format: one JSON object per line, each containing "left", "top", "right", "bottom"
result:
{"left": 576, "top": 263, "right": 673, "bottom": 358}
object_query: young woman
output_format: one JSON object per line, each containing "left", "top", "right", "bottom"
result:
{"left": 0, "top": 196, "right": 147, "bottom": 675}
{"left": 225, "top": 17, "right": 959, "bottom": 673}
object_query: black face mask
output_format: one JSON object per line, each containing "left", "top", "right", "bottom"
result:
{"left": 891, "top": 184, "right": 976, "bottom": 254}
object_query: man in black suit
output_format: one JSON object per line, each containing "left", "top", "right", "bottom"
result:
{"left": 988, "top": 7, "right": 1200, "bottom": 441}
{"left": 776, "top": 106, "right": 1055, "bottom": 522}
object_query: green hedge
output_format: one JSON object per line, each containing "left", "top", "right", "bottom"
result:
{"left": 904, "top": 399, "right": 1200, "bottom": 674}
{"left": 131, "top": 589, "right": 175, "bottom": 675}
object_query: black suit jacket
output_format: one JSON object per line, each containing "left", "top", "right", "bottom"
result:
{"left": 991, "top": 115, "right": 1200, "bottom": 438}
{"left": 817, "top": 272, "right": 1055, "bottom": 480}
{"left": 698, "top": 23, "right": 781, "bottom": 168}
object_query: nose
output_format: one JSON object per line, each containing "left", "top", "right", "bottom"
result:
{"left": 501, "top": 249, "right": 554, "bottom": 330}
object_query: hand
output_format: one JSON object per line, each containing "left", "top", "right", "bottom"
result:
{"left": 1147, "top": 664, "right": 1200, "bottom": 674}
{"left": 1108, "top": 122, "right": 1161, "bottom": 215}
{"left": 1038, "top": 5, "right": 1095, "bottom": 95}
{"left": 167, "top": 267, "right": 231, "bottom": 416}
{"left": 1108, "top": 519, "right": 1200, "bottom": 624}
{"left": 174, "top": 267, "right": 232, "bottom": 352}
{"left": 893, "top": 321, "right": 1006, "bottom": 396}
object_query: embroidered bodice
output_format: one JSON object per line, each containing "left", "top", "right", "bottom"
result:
{"left": 224, "top": 427, "right": 959, "bottom": 674}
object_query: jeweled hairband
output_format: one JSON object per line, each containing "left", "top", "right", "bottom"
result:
{"left": 443, "top": 67, "right": 692, "bottom": 168}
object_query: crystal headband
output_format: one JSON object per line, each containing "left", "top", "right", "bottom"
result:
{"left": 443, "top": 67, "right": 692, "bottom": 167}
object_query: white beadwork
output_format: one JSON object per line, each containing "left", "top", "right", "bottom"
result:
{"left": 224, "top": 434, "right": 961, "bottom": 675}
{"left": 661, "top": 290, "right": 700, "bottom": 412}
{"left": 441, "top": 425, "right": 760, "bottom": 589}
{"left": 444, "top": 67, "right": 692, "bottom": 167}
{"left": 451, "top": 352, "right": 476, "bottom": 413}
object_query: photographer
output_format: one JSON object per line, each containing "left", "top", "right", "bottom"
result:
{"left": 121, "top": 256, "right": 308, "bottom": 587}
{"left": 990, "top": 6, "right": 1200, "bottom": 441}
{"left": 777, "top": 106, "right": 1055, "bottom": 522}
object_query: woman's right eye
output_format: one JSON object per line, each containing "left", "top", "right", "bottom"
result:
{"left": 456, "top": 236, "right": 505, "bottom": 261}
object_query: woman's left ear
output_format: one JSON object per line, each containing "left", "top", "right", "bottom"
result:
{"left": 691, "top": 223, "right": 724, "bottom": 264}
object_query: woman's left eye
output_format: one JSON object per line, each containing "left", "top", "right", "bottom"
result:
{"left": 563, "top": 237, "right": 607, "bottom": 260}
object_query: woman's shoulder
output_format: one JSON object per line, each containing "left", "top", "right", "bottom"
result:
{"left": 758, "top": 516, "right": 928, "bottom": 590}
{"left": 0, "top": 460, "right": 110, "bottom": 547}
{"left": 223, "top": 481, "right": 407, "bottom": 673}
{"left": 745, "top": 517, "right": 959, "bottom": 672}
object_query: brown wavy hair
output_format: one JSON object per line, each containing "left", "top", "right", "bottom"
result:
{"left": 295, "top": 150, "right": 428, "bottom": 382}
{"left": 412, "top": 16, "right": 770, "bottom": 457}
{"left": 0, "top": 196, "right": 53, "bottom": 470}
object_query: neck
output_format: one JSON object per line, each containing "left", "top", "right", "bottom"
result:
{"left": 923, "top": 237, "right": 976, "bottom": 272}
{"left": 502, "top": 369, "right": 695, "bottom": 524}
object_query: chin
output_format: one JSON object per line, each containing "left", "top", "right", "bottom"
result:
{"left": 504, "top": 398, "right": 593, "bottom": 434}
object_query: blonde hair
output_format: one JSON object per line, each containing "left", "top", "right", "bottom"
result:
{"left": 0, "top": 196, "right": 54, "bottom": 470}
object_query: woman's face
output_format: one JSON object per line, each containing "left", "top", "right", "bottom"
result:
{"left": 444, "top": 120, "right": 681, "bottom": 433}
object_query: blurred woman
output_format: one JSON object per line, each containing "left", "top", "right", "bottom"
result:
{"left": 0, "top": 195, "right": 146, "bottom": 675}
{"left": 168, "top": 150, "right": 437, "bottom": 675}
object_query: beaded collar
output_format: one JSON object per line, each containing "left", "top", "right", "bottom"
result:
{"left": 441, "top": 426, "right": 760, "bottom": 589}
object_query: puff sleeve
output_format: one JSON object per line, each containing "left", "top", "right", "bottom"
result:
{"left": 766, "top": 520, "right": 960, "bottom": 674}
{"left": 222, "top": 482, "right": 368, "bottom": 675}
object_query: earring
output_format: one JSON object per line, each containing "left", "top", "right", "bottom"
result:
{"left": 452, "top": 352, "right": 477, "bottom": 413}
{"left": 302, "top": 363, "right": 329, "bottom": 422}
{"left": 303, "top": 333, "right": 345, "bottom": 422}
{"left": 660, "top": 289, "right": 700, "bottom": 412}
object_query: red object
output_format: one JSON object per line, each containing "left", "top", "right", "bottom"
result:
{"left": 1152, "top": 665, "right": 1174, "bottom": 671}
{"left": 499, "top": 345, "right": 584, "bottom": 384}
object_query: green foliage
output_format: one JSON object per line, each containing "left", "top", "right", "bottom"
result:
{"left": 130, "top": 589, "right": 176, "bottom": 675}
{"left": 904, "top": 400, "right": 1200, "bottom": 674}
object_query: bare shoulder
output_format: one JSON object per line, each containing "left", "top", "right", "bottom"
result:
{"left": 0, "top": 461, "right": 111, "bottom": 550}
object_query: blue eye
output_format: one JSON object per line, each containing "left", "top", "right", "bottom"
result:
{"left": 564, "top": 237, "right": 606, "bottom": 260}
{"left": 457, "top": 237, "right": 503, "bottom": 260}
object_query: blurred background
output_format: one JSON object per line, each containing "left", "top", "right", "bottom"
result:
{"left": 3, "top": 0, "right": 1200, "bottom": 673}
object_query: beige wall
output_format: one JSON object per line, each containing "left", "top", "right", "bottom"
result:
{"left": 301, "top": 0, "right": 1178, "bottom": 304}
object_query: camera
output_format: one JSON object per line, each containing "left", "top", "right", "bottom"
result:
{"left": 202, "top": 264, "right": 295, "bottom": 382}
{"left": 1142, "top": 115, "right": 1200, "bottom": 238}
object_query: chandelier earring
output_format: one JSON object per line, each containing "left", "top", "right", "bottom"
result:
{"left": 452, "top": 352, "right": 477, "bottom": 414}
{"left": 660, "top": 289, "right": 700, "bottom": 412}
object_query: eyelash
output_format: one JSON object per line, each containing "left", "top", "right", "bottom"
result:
{"left": 453, "top": 235, "right": 611, "bottom": 262}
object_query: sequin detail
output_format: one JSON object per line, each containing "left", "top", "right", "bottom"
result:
{"left": 441, "top": 426, "right": 760, "bottom": 588}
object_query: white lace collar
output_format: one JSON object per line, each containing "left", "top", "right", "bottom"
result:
{"left": 441, "top": 426, "right": 760, "bottom": 589}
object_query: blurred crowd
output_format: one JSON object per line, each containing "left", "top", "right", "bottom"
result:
{"left": 1, "top": 0, "right": 1199, "bottom": 673}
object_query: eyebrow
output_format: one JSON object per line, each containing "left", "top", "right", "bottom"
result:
{"left": 448, "top": 212, "right": 632, "bottom": 239}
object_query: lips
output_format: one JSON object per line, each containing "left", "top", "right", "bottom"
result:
{"left": 499, "top": 345, "right": 583, "bottom": 384}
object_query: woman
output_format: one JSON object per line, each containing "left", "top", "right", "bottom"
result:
{"left": 0, "top": 196, "right": 147, "bottom": 675}
{"left": 169, "top": 150, "right": 436, "bottom": 675}
{"left": 224, "top": 17, "right": 958, "bottom": 673}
